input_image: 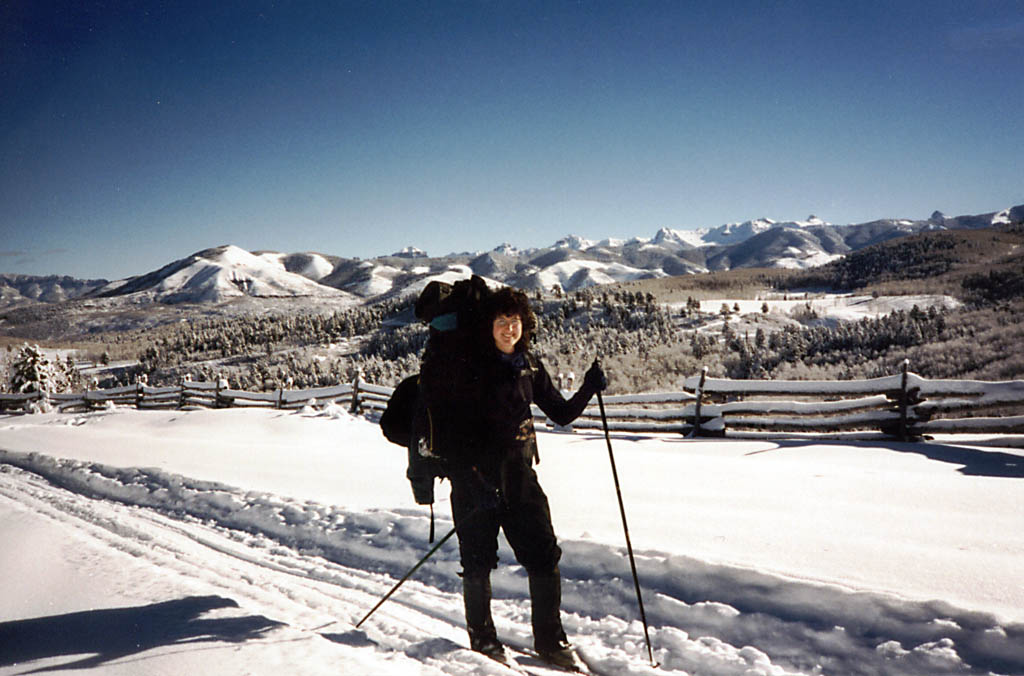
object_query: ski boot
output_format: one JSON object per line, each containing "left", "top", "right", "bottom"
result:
{"left": 464, "top": 574, "right": 507, "bottom": 664}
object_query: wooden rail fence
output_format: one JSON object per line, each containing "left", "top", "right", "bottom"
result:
{"left": 4, "top": 363, "right": 1024, "bottom": 440}
{"left": 0, "top": 373, "right": 391, "bottom": 416}
{"left": 544, "top": 362, "right": 1024, "bottom": 440}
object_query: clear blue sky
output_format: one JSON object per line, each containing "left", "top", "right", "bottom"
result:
{"left": 2, "top": 0, "right": 1022, "bottom": 280}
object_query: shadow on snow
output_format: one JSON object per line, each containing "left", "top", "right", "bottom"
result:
{"left": 0, "top": 595, "right": 282, "bottom": 673}
{"left": 738, "top": 438, "right": 1024, "bottom": 478}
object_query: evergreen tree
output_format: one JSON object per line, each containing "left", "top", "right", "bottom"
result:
{"left": 8, "top": 344, "right": 62, "bottom": 394}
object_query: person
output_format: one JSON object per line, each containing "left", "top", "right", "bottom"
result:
{"left": 444, "top": 286, "right": 607, "bottom": 668}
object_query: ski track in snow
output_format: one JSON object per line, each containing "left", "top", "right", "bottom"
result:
{"left": 1, "top": 451, "right": 1022, "bottom": 676}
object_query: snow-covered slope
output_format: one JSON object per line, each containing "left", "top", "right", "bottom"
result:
{"left": 326, "top": 262, "right": 504, "bottom": 301}
{"left": 552, "top": 234, "right": 597, "bottom": 251}
{"left": 701, "top": 218, "right": 780, "bottom": 246}
{"left": 397, "top": 266, "right": 504, "bottom": 300}
{"left": 275, "top": 252, "right": 336, "bottom": 281}
{"left": 649, "top": 227, "right": 706, "bottom": 250}
{"left": 93, "top": 246, "right": 348, "bottom": 303}
{"left": 708, "top": 227, "right": 848, "bottom": 270}
{"left": 344, "top": 262, "right": 407, "bottom": 297}
{"left": 0, "top": 274, "right": 107, "bottom": 309}
{"left": 531, "top": 259, "right": 666, "bottom": 291}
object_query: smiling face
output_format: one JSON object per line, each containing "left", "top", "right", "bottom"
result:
{"left": 492, "top": 313, "right": 523, "bottom": 354}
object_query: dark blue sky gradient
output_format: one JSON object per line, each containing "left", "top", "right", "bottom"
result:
{"left": 2, "top": 1, "right": 1022, "bottom": 279}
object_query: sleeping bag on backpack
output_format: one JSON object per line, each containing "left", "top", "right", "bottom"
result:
{"left": 380, "top": 374, "right": 418, "bottom": 448}
{"left": 379, "top": 373, "right": 446, "bottom": 505}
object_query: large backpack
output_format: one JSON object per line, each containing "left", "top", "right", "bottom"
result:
{"left": 379, "top": 275, "right": 492, "bottom": 506}
{"left": 416, "top": 275, "right": 492, "bottom": 459}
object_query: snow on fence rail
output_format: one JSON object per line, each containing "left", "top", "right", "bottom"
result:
{"left": 4, "top": 363, "right": 1024, "bottom": 440}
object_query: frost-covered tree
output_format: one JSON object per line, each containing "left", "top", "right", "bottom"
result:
{"left": 6, "top": 344, "right": 80, "bottom": 394}
{"left": 9, "top": 344, "right": 51, "bottom": 393}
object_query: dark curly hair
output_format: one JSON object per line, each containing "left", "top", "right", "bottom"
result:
{"left": 484, "top": 287, "right": 537, "bottom": 352}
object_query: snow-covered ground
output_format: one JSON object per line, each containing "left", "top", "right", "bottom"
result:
{"left": 683, "top": 294, "right": 962, "bottom": 322}
{"left": 1, "top": 406, "right": 1022, "bottom": 675}
{"left": 660, "top": 293, "right": 962, "bottom": 340}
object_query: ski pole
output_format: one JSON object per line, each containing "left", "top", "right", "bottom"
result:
{"left": 355, "top": 524, "right": 458, "bottom": 629}
{"left": 594, "top": 363, "right": 657, "bottom": 667}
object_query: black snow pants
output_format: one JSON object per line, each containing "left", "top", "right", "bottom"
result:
{"left": 449, "top": 452, "right": 562, "bottom": 578}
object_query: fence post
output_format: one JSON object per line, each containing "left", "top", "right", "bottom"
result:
{"left": 691, "top": 367, "right": 707, "bottom": 437}
{"left": 136, "top": 375, "right": 147, "bottom": 409}
{"left": 87, "top": 378, "right": 98, "bottom": 411}
{"left": 215, "top": 375, "right": 228, "bottom": 409}
{"left": 548, "top": 372, "right": 574, "bottom": 432}
{"left": 898, "top": 359, "right": 910, "bottom": 442}
{"left": 350, "top": 371, "right": 362, "bottom": 414}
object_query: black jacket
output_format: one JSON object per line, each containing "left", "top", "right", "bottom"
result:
{"left": 455, "top": 349, "right": 597, "bottom": 486}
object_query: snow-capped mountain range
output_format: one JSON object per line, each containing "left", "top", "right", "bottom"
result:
{"left": 2, "top": 205, "right": 1022, "bottom": 308}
